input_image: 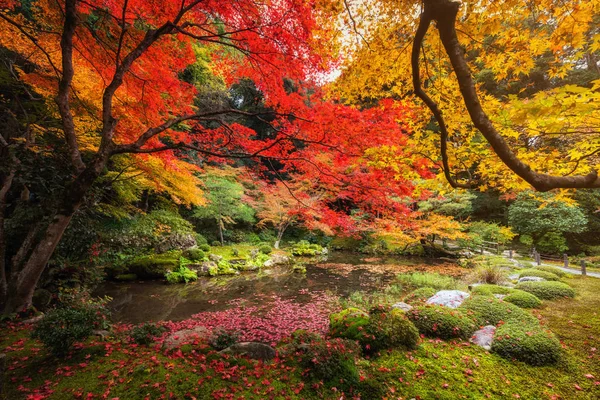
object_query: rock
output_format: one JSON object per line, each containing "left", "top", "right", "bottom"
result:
{"left": 209, "top": 253, "right": 223, "bottom": 262}
{"left": 494, "top": 294, "right": 507, "bottom": 300}
{"left": 250, "top": 249, "right": 259, "bottom": 259}
{"left": 471, "top": 325, "right": 496, "bottom": 350}
{"left": 321, "top": 247, "right": 329, "bottom": 255}
{"left": 92, "top": 330, "right": 111, "bottom": 339}
{"left": 518, "top": 276, "right": 546, "bottom": 283}
{"left": 263, "top": 259, "right": 274, "bottom": 268}
{"left": 426, "top": 290, "right": 470, "bottom": 309}
{"left": 22, "top": 314, "right": 44, "bottom": 324}
{"left": 229, "top": 259, "right": 247, "bottom": 266}
{"left": 270, "top": 254, "right": 291, "bottom": 265}
{"left": 155, "top": 233, "right": 197, "bottom": 253}
{"left": 391, "top": 302, "right": 413, "bottom": 313}
{"left": 163, "top": 327, "right": 210, "bottom": 350}
{"left": 220, "top": 342, "right": 276, "bottom": 361}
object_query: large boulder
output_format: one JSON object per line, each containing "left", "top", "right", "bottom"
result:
{"left": 188, "top": 261, "right": 216, "bottom": 276}
{"left": 128, "top": 253, "right": 180, "bottom": 280}
{"left": 270, "top": 254, "right": 291, "bottom": 265}
{"left": 426, "top": 290, "right": 470, "bottom": 309}
{"left": 162, "top": 327, "right": 209, "bottom": 350}
{"left": 471, "top": 325, "right": 496, "bottom": 350}
{"left": 155, "top": 233, "right": 196, "bottom": 253}
{"left": 220, "top": 342, "right": 276, "bottom": 361}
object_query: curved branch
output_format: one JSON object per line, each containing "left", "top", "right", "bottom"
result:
{"left": 420, "top": 0, "right": 600, "bottom": 191}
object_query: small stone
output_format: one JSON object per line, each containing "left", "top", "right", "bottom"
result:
{"left": 92, "top": 330, "right": 111, "bottom": 339}
{"left": 391, "top": 302, "right": 413, "bottom": 312}
{"left": 518, "top": 276, "right": 546, "bottom": 283}
{"left": 162, "top": 327, "right": 209, "bottom": 350}
{"left": 494, "top": 294, "right": 507, "bottom": 300}
{"left": 220, "top": 342, "right": 276, "bottom": 361}
{"left": 270, "top": 254, "right": 290, "bottom": 265}
{"left": 470, "top": 325, "right": 496, "bottom": 350}
{"left": 426, "top": 290, "right": 470, "bottom": 309}
{"left": 208, "top": 254, "right": 223, "bottom": 262}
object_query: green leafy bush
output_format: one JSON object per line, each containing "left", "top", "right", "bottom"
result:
{"left": 459, "top": 296, "right": 538, "bottom": 326}
{"left": 195, "top": 233, "right": 208, "bottom": 245}
{"left": 471, "top": 284, "right": 514, "bottom": 296}
{"left": 216, "top": 259, "right": 238, "bottom": 275}
{"left": 245, "top": 252, "right": 270, "bottom": 270}
{"left": 403, "top": 287, "right": 437, "bottom": 304}
{"left": 518, "top": 269, "right": 560, "bottom": 281}
{"left": 291, "top": 240, "right": 323, "bottom": 256}
{"left": 165, "top": 265, "right": 198, "bottom": 284}
{"left": 329, "top": 308, "right": 370, "bottom": 341}
{"left": 209, "top": 327, "right": 239, "bottom": 350}
{"left": 396, "top": 272, "right": 457, "bottom": 290}
{"left": 535, "top": 265, "right": 566, "bottom": 278}
{"left": 258, "top": 244, "right": 272, "bottom": 254}
{"left": 407, "top": 305, "right": 477, "bottom": 339}
{"left": 503, "top": 290, "right": 542, "bottom": 309}
{"left": 183, "top": 248, "right": 205, "bottom": 261}
{"left": 492, "top": 321, "right": 561, "bottom": 365}
{"left": 130, "top": 323, "right": 166, "bottom": 345}
{"left": 296, "top": 336, "right": 361, "bottom": 385}
{"left": 211, "top": 240, "right": 221, "bottom": 246}
{"left": 515, "top": 281, "right": 575, "bottom": 300}
{"left": 31, "top": 299, "right": 111, "bottom": 356}
{"left": 361, "top": 305, "right": 419, "bottom": 352}
{"left": 199, "top": 244, "right": 211, "bottom": 252}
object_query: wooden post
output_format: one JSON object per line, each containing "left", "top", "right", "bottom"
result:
{"left": 509, "top": 249, "right": 513, "bottom": 259}
{"left": 0, "top": 353, "right": 6, "bottom": 397}
{"left": 581, "top": 260, "right": 587, "bottom": 276}
{"left": 535, "top": 252, "right": 541, "bottom": 266}
{"left": 496, "top": 243, "right": 500, "bottom": 255}
{"left": 563, "top": 254, "right": 569, "bottom": 269}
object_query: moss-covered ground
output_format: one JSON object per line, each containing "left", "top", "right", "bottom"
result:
{"left": 1, "top": 277, "right": 599, "bottom": 399}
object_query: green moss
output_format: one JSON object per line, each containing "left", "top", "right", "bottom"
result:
{"left": 407, "top": 305, "right": 477, "bottom": 339}
{"left": 471, "top": 284, "right": 514, "bottom": 296}
{"left": 518, "top": 269, "right": 561, "bottom": 281}
{"left": 459, "top": 295, "right": 538, "bottom": 326}
{"left": 362, "top": 306, "right": 419, "bottom": 353}
{"left": 402, "top": 287, "right": 436, "bottom": 304}
{"left": 492, "top": 321, "right": 561, "bottom": 365}
{"left": 291, "top": 240, "right": 323, "bottom": 256}
{"left": 396, "top": 272, "right": 457, "bottom": 290}
{"left": 515, "top": 280, "right": 576, "bottom": 300}
{"left": 183, "top": 248, "right": 205, "bottom": 261}
{"left": 535, "top": 265, "right": 567, "bottom": 278}
{"left": 503, "top": 290, "right": 542, "bottom": 308}
{"left": 329, "top": 308, "right": 370, "bottom": 341}
{"left": 127, "top": 251, "right": 181, "bottom": 279}
{"left": 114, "top": 273, "right": 138, "bottom": 281}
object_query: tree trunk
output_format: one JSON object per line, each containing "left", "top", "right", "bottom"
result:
{"left": 1, "top": 156, "right": 107, "bottom": 315}
{"left": 218, "top": 219, "right": 224, "bottom": 246}
{"left": 274, "top": 223, "right": 287, "bottom": 249}
{"left": 0, "top": 168, "right": 16, "bottom": 306}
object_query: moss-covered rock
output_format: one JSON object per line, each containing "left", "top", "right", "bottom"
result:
{"left": 183, "top": 248, "right": 205, "bottom": 261}
{"left": 471, "top": 284, "right": 514, "bottom": 296}
{"left": 127, "top": 252, "right": 181, "bottom": 280}
{"left": 515, "top": 281, "right": 575, "bottom": 300}
{"left": 114, "top": 273, "right": 138, "bottom": 282}
{"left": 407, "top": 305, "right": 477, "bottom": 339}
{"left": 503, "top": 290, "right": 542, "bottom": 309}
{"left": 534, "top": 265, "right": 567, "bottom": 278}
{"left": 362, "top": 305, "right": 419, "bottom": 352}
{"left": 403, "top": 287, "right": 437, "bottom": 304}
{"left": 459, "top": 296, "right": 538, "bottom": 326}
{"left": 492, "top": 321, "right": 561, "bottom": 365}
{"left": 329, "top": 308, "right": 370, "bottom": 341}
{"left": 518, "top": 269, "right": 561, "bottom": 281}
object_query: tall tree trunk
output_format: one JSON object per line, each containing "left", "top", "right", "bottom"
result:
{"left": 1, "top": 157, "right": 107, "bottom": 315}
{"left": 274, "top": 222, "right": 289, "bottom": 249}
{"left": 218, "top": 218, "right": 224, "bottom": 246}
{"left": 0, "top": 168, "right": 16, "bottom": 306}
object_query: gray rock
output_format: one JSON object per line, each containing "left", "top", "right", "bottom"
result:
{"left": 188, "top": 261, "right": 216, "bottom": 276}
{"left": 220, "top": 342, "right": 276, "bottom": 361}
{"left": 229, "top": 259, "right": 247, "bottom": 266}
{"left": 208, "top": 253, "right": 223, "bottom": 262}
{"left": 250, "top": 249, "right": 259, "bottom": 259}
{"left": 494, "top": 294, "right": 507, "bottom": 300}
{"left": 470, "top": 325, "right": 496, "bottom": 350}
{"left": 92, "top": 330, "right": 111, "bottom": 339}
{"left": 518, "top": 276, "right": 546, "bottom": 283}
{"left": 270, "top": 254, "right": 291, "bottom": 265}
{"left": 163, "top": 327, "right": 209, "bottom": 350}
{"left": 155, "top": 233, "right": 197, "bottom": 253}
{"left": 321, "top": 248, "right": 329, "bottom": 255}
{"left": 391, "top": 302, "right": 413, "bottom": 312}
{"left": 426, "top": 290, "right": 470, "bottom": 309}
{"left": 263, "top": 259, "right": 274, "bottom": 268}
{"left": 22, "top": 314, "right": 44, "bottom": 324}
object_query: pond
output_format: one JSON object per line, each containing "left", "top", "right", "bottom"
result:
{"left": 95, "top": 252, "right": 449, "bottom": 324}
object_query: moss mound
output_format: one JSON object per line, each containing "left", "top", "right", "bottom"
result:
{"left": 128, "top": 252, "right": 181, "bottom": 279}
{"left": 492, "top": 321, "right": 561, "bottom": 365}
{"left": 403, "top": 287, "right": 436, "bottom": 304}
{"left": 503, "top": 290, "right": 542, "bottom": 308}
{"left": 471, "top": 284, "right": 514, "bottom": 296}
{"left": 362, "top": 305, "right": 419, "bottom": 353}
{"left": 535, "top": 265, "right": 566, "bottom": 278}
{"left": 515, "top": 281, "right": 575, "bottom": 300}
{"left": 329, "top": 308, "right": 370, "bottom": 341}
{"left": 460, "top": 295, "right": 538, "bottom": 326}
{"left": 407, "top": 305, "right": 477, "bottom": 339}
{"left": 518, "top": 269, "right": 560, "bottom": 281}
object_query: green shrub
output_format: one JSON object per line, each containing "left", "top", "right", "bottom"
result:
{"left": 291, "top": 240, "right": 323, "bottom": 256}
{"left": 535, "top": 265, "right": 566, "bottom": 278}
{"left": 518, "top": 269, "right": 560, "bottom": 281}
{"left": 183, "top": 248, "right": 205, "bottom": 261}
{"left": 396, "top": 272, "right": 457, "bottom": 290}
{"left": 130, "top": 323, "right": 166, "bottom": 345}
{"left": 199, "top": 244, "right": 211, "bottom": 252}
{"left": 503, "top": 290, "right": 542, "bottom": 308}
{"left": 492, "top": 321, "right": 561, "bottom": 365}
{"left": 231, "top": 248, "right": 240, "bottom": 257}
{"left": 297, "top": 337, "right": 361, "bottom": 385}
{"left": 403, "top": 287, "right": 437, "bottom": 304}
{"left": 459, "top": 295, "right": 538, "bottom": 326}
{"left": 471, "top": 284, "right": 514, "bottom": 296}
{"left": 329, "top": 308, "right": 370, "bottom": 341}
{"left": 407, "top": 305, "right": 477, "bottom": 339}
{"left": 361, "top": 305, "right": 419, "bottom": 352}
{"left": 245, "top": 252, "right": 270, "bottom": 270}
{"left": 216, "top": 259, "right": 238, "bottom": 275}
{"left": 128, "top": 252, "right": 181, "bottom": 279}
{"left": 258, "top": 244, "right": 272, "bottom": 254}
{"left": 195, "top": 233, "right": 208, "bottom": 245}
{"left": 515, "top": 281, "right": 575, "bottom": 300}
{"left": 466, "top": 264, "right": 508, "bottom": 285}
{"left": 209, "top": 327, "right": 239, "bottom": 350}
{"left": 165, "top": 265, "right": 198, "bottom": 284}
{"left": 31, "top": 299, "right": 111, "bottom": 356}
{"left": 211, "top": 240, "right": 221, "bottom": 246}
